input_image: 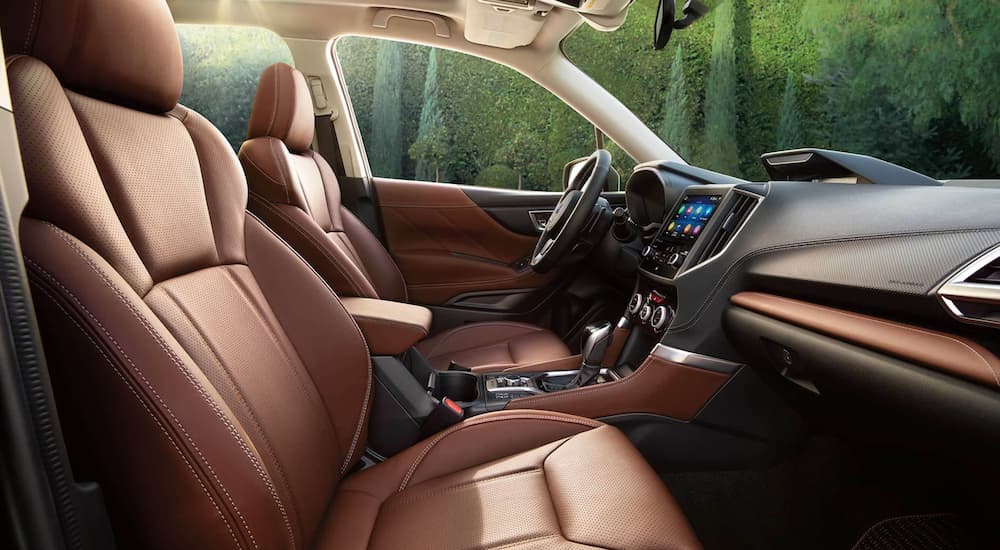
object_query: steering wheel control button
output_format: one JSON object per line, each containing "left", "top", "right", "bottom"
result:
{"left": 639, "top": 304, "right": 653, "bottom": 322}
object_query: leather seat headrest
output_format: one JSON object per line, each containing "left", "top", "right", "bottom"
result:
{"left": 1, "top": 0, "right": 183, "bottom": 113}
{"left": 246, "top": 63, "right": 315, "bottom": 153}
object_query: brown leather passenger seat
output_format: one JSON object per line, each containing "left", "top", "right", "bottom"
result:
{"left": 239, "top": 63, "right": 572, "bottom": 372}
{"left": 1, "top": 0, "right": 700, "bottom": 547}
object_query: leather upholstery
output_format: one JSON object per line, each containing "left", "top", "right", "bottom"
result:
{"left": 318, "top": 411, "right": 702, "bottom": 550}
{"left": 374, "top": 177, "right": 561, "bottom": 305}
{"left": 417, "top": 321, "right": 572, "bottom": 372}
{"left": 508, "top": 353, "right": 732, "bottom": 421}
{"left": 2, "top": 0, "right": 182, "bottom": 112}
{"left": 246, "top": 62, "right": 315, "bottom": 153}
{"left": 239, "top": 64, "right": 571, "bottom": 371}
{"left": 731, "top": 291, "right": 1000, "bottom": 388}
{"left": 340, "top": 297, "right": 432, "bottom": 356}
{"left": 4, "top": 0, "right": 699, "bottom": 548}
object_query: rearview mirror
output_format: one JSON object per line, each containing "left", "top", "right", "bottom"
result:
{"left": 653, "top": 0, "right": 676, "bottom": 50}
{"left": 654, "top": 0, "right": 710, "bottom": 50}
{"left": 562, "top": 156, "right": 621, "bottom": 192}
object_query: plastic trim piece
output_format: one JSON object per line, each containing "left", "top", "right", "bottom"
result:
{"left": 938, "top": 243, "right": 1000, "bottom": 328}
{"left": 371, "top": 9, "right": 451, "bottom": 37}
{"left": 651, "top": 344, "right": 742, "bottom": 374}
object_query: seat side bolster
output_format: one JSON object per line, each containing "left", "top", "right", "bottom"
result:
{"left": 545, "top": 426, "right": 703, "bottom": 549}
{"left": 323, "top": 411, "right": 601, "bottom": 548}
{"left": 338, "top": 410, "right": 601, "bottom": 502}
{"left": 340, "top": 206, "right": 409, "bottom": 302}
{"left": 21, "top": 218, "right": 291, "bottom": 549}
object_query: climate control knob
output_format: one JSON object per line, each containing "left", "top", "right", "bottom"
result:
{"left": 627, "top": 293, "right": 643, "bottom": 315}
{"left": 639, "top": 304, "right": 653, "bottom": 322}
{"left": 667, "top": 252, "right": 683, "bottom": 267}
{"left": 650, "top": 306, "right": 672, "bottom": 331}
{"left": 642, "top": 246, "right": 653, "bottom": 258}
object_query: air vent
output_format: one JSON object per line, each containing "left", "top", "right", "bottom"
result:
{"left": 938, "top": 245, "right": 1000, "bottom": 328}
{"left": 967, "top": 258, "right": 1000, "bottom": 284}
{"left": 693, "top": 191, "right": 761, "bottom": 266}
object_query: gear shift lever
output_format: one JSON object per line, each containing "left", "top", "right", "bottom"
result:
{"left": 544, "top": 321, "right": 612, "bottom": 391}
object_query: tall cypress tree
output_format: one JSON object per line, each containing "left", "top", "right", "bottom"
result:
{"left": 702, "top": 0, "right": 740, "bottom": 175}
{"left": 370, "top": 40, "right": 402, "bottom": 178}
{"left": 776, "top": 72, "right": 802, "bottom": 150}
{"left": 410, "top": 49, "right": 448, "bottom": 181}
{"left": 660, "top": 45, "right": 692, "bottom": 160}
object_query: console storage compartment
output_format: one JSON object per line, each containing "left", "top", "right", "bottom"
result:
{"left": 341, "top": 297, "right": 432, "bottom": 356}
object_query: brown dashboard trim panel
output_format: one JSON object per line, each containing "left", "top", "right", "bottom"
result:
{"left": 506, "top": 354, "right": 732, "bottom": 420}
{"left": 730, "top": 292, "right": 1000, "bottom": 389}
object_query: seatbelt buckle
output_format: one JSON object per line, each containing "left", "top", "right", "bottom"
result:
{"left": 420, "top": 397, "right": 465, "bottom": 438}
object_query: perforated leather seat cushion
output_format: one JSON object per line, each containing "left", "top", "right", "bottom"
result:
{"left": 319, "top": 412, "right": 702, "bottom": 549}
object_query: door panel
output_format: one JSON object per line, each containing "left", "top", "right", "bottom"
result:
{"left": 373, "top": 178, "right": 561, "bottom": 305}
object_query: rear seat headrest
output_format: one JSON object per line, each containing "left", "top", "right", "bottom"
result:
{"left": 1, "top": 0, "right": 183, "bottom": 113}
{"left": 246, "top": 63, "right": 315, "bottom": 153}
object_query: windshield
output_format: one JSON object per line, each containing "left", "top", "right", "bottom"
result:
{"left": 564, "top": 0, "right": 1000, "bottom": 181}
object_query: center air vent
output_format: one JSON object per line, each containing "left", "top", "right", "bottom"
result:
{"left": 693, "top": 191, "right": 761, "bottom": 266}
{"left": 938, "top": 245, "right": 1000, "bottom": 328}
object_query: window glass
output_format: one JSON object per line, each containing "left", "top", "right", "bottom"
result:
{"left": 564, "top": 0, "right": 1000, "bottom": 181}
{"left": 177, "top": 25, "right": 294, "bottom": 151}
{"left": 336, "top": 36, "right": 622, "bottom": 190}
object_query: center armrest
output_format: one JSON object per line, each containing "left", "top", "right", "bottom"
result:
{"left": 340, "top": 297, "right": 432, "bottom": 356}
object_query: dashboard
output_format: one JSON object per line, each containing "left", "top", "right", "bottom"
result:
{"left": 619, "top": 152, "right": 1000, "bottom": 464}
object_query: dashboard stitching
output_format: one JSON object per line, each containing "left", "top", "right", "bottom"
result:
{"left": 668, "top": 226, "right": 1000, "bottom": 333}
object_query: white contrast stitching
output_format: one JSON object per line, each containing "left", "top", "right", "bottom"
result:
{"left": 398, "top": 413, "right": 600, "bottom": 491}
{"left": 36, "top": 225, "right": 295, "bottom": 548}
{"left": 33, "top": 283, "right": 242, "bottom": 549}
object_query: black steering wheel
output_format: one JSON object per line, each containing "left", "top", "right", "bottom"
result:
{"left": 530, "top": 149, "right": 612, "bottom": 273}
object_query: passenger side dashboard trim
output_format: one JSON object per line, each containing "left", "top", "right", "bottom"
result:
{"left": 730, "top": 292, "right": 1000, "bottom": 389}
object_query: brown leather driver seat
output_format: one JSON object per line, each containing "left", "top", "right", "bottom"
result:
{"left": 2, "top": 0, "right": 700, "bottom": 548}
{"left": 238, "top": 63, "right": 571, "bottom": 372}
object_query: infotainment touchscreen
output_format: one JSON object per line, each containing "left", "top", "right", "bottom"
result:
{"left": 662, "top": 194, "right": 722, "bottom": 242}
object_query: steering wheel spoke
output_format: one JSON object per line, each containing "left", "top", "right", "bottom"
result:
{"left": 529, "top": 149, "right": 612, "bottom": 273}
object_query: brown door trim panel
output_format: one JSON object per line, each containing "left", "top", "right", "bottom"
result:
{"left": 730, "top": 292, "right": 1000, "bottom": 389}
{"left": 373, "top": 178, "right": 560, "bottom": 305}
{"left": 506, "top": 353, "right": 732, "bottom": 421}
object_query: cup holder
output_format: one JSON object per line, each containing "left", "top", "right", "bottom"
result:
{"left": 429, "top": 371, "right": 479, "bottom": 403}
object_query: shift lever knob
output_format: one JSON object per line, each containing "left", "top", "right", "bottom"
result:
{"left": 581, "top": 321, "right": 613, "bottom": 366}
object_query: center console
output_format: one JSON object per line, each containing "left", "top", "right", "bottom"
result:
{"left": 367, "top": 184, "right": 760, "bottom": 459}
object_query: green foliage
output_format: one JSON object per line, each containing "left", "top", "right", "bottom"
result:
{"left": 568, "top": 0, "right": 999, "bottom": 180}
{"left": 339, "top": 37, "right": 595, "bottom": 190}
{"left": 776, "top": 72, "right": 802, "bottom": 150}
{"left": 331, "top": 0, "right": 1000, "bottom": 184}
{"left": 701, "top": 0, "right": 740, "bottom": 174}
{"left": 370, "top": 41, "right": 404, "bottom": 178}
{"left": 177, "top": 25, "right": 293, "bottom": 150}
{"left": 410, "top": 50, "right": 448, "bottom": 182}
{"left": 474, "top": 165, "right": 519, "bottom": 189}
{"left": 660, "top": 46, "right": 692, "bottom": 159}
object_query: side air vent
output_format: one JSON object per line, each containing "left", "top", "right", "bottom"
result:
{"left": 693, "top": 191, "right": 761, "bottom": 266}
{"left": 938, "top": 245, "right": 1000, "bottom": 328}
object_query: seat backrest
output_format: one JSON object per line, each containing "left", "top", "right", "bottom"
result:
{"left": 240, "top": 63, "right": 408, "bottom": 302}
{"left": 2, "top": 1, "right": 372, "bottom": 547}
